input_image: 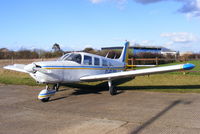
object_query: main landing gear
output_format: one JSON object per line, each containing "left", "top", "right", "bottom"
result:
{"left": 38, "top": 83, "right": 60, "bottom": 102}
{"left": 108, "top": 80, "right": 117, "bottom": 95}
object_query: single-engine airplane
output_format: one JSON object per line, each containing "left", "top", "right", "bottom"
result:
{"left": 4, "top": 41, "right": 195, "bottom": 102}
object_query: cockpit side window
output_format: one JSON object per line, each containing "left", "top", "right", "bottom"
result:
{"left": 109, "top": 62, "right": 113, "bottom": 67}
{"left": 64, "top": 54, "right": 82, "bottom": 64}
{"left": 84, "top": 55, "right": 92, "bottom": 65}
{"left": 94, "top": 57, "right": 100, "bottom": 66}
{"left": 102, "top": 59, "right": 108, "bottom": 66}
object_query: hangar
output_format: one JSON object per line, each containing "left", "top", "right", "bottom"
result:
{"left": 101, "top": 45, "right": 176, "bottom": 56}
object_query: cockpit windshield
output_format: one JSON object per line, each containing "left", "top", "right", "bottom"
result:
{"left": 58, "top": 53, "right": 82, "bottom": 64}
{"left": 57, "top": 53, "right": 69, "bottom": 61}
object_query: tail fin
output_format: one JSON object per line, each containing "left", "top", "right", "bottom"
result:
{"left": 118, "top": 41, "right": 129, "bottom": 63}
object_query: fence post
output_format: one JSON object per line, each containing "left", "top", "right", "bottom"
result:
{"left": 131, "top": 58, "right": 134, "bottom": 69}
{"left": 156, "top": 57, "right": 158, "bottom": 65}
{"left": 11, "top": 56, "right": 14, "bottom": 64}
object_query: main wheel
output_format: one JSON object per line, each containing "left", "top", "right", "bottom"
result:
{"left": 109, "top": 86, "right": 117, "bottom": 95}
{"left": 53, "top": 83, "right": 60, "bottom": 92}
{"left": 41, "top": 97, "right": 50, "bottom": 102}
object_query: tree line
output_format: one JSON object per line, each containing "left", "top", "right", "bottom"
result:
{"left": 0, "top": 45, "right": 200, "bottom": 63}
{"left": 0, "top": 49, "right": 64, "bottom": 59}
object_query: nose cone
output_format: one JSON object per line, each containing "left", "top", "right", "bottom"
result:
{"left": 183, "top": 63, "right": 195, "bottom": 70}
{"left": 24, "top": 63, "right": 36, "bottom": 73}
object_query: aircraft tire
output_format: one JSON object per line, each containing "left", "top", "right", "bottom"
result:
{"left": 41, "top": 97, "right": 50, "bottom": 102}
{"left": 54, "top": 84, "right": 60, "bottom": 92}
{"left": 109, "top": 86, "right": 117, "bottom": 95}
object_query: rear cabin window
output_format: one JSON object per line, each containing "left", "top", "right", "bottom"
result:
{"left": 102, "top": 59, "right": 108, "bottom": 66}
{"left": 84, "top": 55, "right": 92, "bottom": 65}
{"left": 94, "top": 57, "right": 100, "bottom": 66}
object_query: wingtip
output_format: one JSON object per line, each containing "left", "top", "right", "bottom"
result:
{"left": 183, "top": 63, "right": 195, "bottom": 70}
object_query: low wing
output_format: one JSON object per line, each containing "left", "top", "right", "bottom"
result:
{"left": 80, "top": 63, "right": 195, "bottom": 82}
{"left": 4, "top": 64, "right": 28, "bottom": 73}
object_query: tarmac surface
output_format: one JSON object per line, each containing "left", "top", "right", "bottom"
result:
{"left": 1, "top": 84, "right": 200, "bottom": 134}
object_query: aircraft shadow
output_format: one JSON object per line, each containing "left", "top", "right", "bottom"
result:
{"left": 48, "top": 96, "right": 68, "bottom": 102}
{"left": 61, "top": 78, "right": 134, "bottom": 95}
{"left": 61, "top": 83, "right": 200, "bottom": 96}
{"left": 117, "top": 85, "right": 200, "bottom": 91}
{"left": 51, "top": 79, "right": 200, "bottom": 101}
{"left": 48, "top": 83, "right": 108, "bottom": 102}
{"left": 61, "top": 82, "right": 109, "bottom": 95}
{"left": 131, "top": 99, "right": 192, "bottom": 134}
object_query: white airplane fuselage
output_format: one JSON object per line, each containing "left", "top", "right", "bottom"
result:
{"left": 30, "top": 52, "right": 125, "bottom": 84}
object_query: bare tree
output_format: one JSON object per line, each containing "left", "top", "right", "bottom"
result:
{"left": 52, "top": 43, "right": 61, "bottom": 52}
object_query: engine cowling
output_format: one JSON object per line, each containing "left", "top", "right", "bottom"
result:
{"left": 24, "top": 63, "right": 37, "bottom": 73}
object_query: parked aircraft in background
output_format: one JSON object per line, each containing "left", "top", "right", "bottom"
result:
{"left": 4, "top": 41, "right": 195, "bottom": 102}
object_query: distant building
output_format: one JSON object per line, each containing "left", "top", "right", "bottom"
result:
{"left": 161, "top": 47, "right": 177, "bottom": 56}
{"left": 101, "top": 45, "right": 177, "bottom": 56}
{"left": 0, "top": 48, "right": 9, "bottom": 52}
{"left": 179, "top": 51, "right": 193, "bottom": 56}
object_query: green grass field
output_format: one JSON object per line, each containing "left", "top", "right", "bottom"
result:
{"left": 160, "top": 60, "right": 200, "bottom": 75}
{"left": 0, "top": 69, "right": 36, "bottom": 86}
{"left": 0, "top": 60, "right": 199, "bottom": 93}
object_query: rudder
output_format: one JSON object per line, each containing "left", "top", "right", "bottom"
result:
{"left": 118, "top": 41, "right": 129, "bottom": 63}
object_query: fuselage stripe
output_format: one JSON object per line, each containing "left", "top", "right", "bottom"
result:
{"left": 41, "top": 66, "right": 125, "bottom": 70}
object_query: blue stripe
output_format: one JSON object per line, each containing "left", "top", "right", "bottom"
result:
{"left": 42, "top": 66, "right": 124, "bottom": 69}
{"left": 39, "top": 91, "right": 56, "bottom": 96}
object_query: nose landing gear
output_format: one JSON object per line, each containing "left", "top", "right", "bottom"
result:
{"left": 38, "top": 84, "right": 60, "bottom": 102}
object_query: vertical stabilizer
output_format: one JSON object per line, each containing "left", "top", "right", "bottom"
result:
{"left": 118, "top": 41, "right": 129, "bottom": 63}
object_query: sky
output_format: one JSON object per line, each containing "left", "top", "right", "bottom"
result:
{"left": 0, "top": 0, "right": 200, "bottom": 52}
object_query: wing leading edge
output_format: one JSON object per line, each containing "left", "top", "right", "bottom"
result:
{"left": 80, "top": 63, "right": 195, "bottom": 82}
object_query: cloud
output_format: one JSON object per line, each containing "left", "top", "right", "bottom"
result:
{"left": 161, "top": 32, "right": 198, "bottom": 43}
{"left": 160, "top": 32, "right": 200, "bottom": 52}
{"left": 89, "top": 0, "right": 126, "bottom": 4}
{"left": 135, "top": 0, "right": 200, "bottom": 17}
{"left": 90, "top": 0, "right": 200, "bottom": 17}
{"left": 89, "top": 0, "right": 127, "bottom": 9}
{"left": 134, "top": 0, "right": 164, "bottom": 4}
{"left": 178, "top": 0, "right": 200, "bottom": 17}
{"left": 90, "top": 0, "right": 105, "bottom": 4}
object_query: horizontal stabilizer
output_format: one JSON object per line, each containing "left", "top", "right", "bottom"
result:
{"left": 80, "top": 63, "right": 195, "bottom": 82}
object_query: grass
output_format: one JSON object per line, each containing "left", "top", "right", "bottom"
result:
{"left": 161, "top": 60, "right": 200, "bottom": 75}
{"left": 134, "top": 60, "right": 200, "bottom": 75}
{"left": 0, "top": 60, "right": 200, "bottom": 93}
{"left": 74, "top": 74, "right": 200, "bottom": 93}
{"left": 117, "top": 74, "right": 200, "bottom": 93}
{"left": 0, "top": 69, "right": 37, "bottom": 86}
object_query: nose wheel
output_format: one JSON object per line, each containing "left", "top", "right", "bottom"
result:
{"left": 41, "top": 97, "right": 50, "bottom": 102}
{"left": 38, "top": 84, "right": 60, "bottom": 102}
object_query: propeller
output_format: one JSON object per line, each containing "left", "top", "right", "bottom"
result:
{"left": 24, "top": 63, "right": 51, "bottom": 74}
{"left": 24, "top": 63, "right": 37, "bottom": 73}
